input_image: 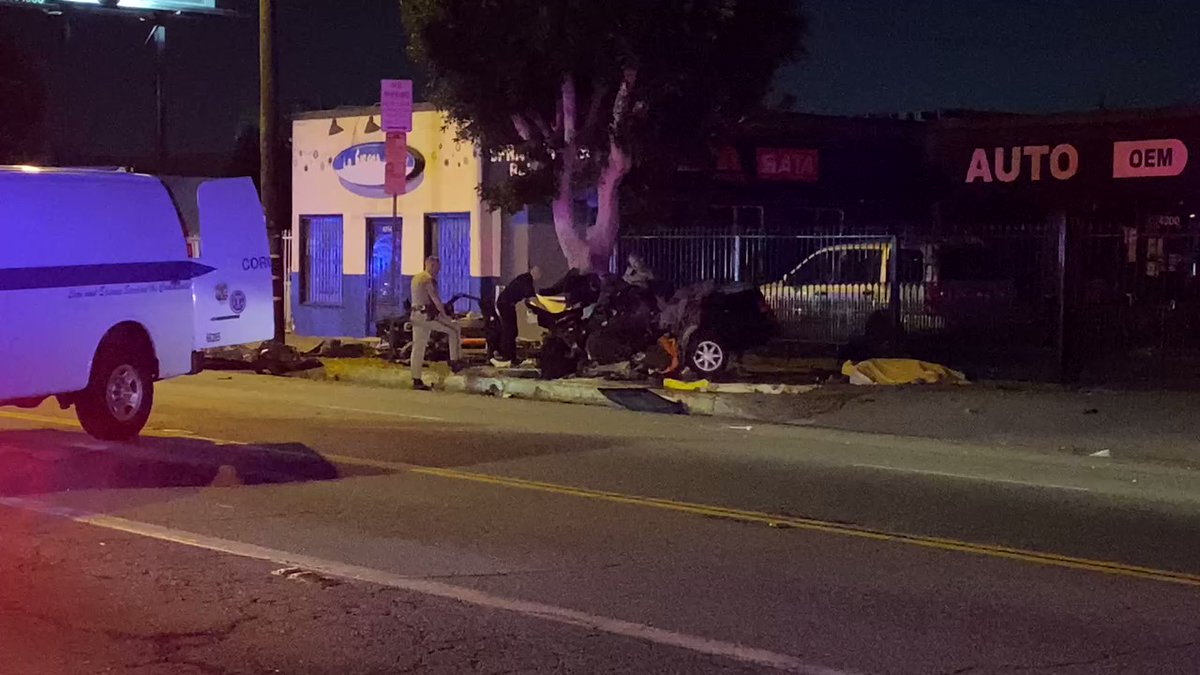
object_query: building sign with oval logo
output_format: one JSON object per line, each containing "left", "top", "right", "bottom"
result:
{"left": 1113, "top": 139, "right": 1189, "bottom": 179}
{"left": 332, "top": 141, "right": 427, "bottom": 199}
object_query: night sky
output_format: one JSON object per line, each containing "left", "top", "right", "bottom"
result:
{"left": 787, "top": 0, "right": 1200, "bottom": 115}
{"left": 3, "top": 0, "right": 1199, "bottom": 163}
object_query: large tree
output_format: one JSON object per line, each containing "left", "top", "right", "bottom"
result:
{"left": 402, "top": 0, "right": 804, "bottom": 271}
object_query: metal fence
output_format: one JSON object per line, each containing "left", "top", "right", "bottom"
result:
{"left": 616, "top": 218, "right": 1200, "bottom": 384}
{"left": 615, "top": 231, "right": 900, "bottom": 343}
{"left": 1070, "top": 216, "right": 1200, "bottom": 384}
{"left": 614, "top": 226, "right": 1058, "bottom": 346}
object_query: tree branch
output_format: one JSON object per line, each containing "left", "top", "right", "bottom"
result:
{"left": 510, "top": 114, "right": 534, "bottom": 142}
{"left": 561, "top": 75, "right": 578, "bottom": 146}
{"left": 582, "top": 81, "right": 611, "bottom": 139}
{"left": 610, "top": 67, "right": 638, "bottom": 130}
{"left": 531, "top": 111, "right": 553, "bottom": 141}
{"left": 584, "top": 67, "right": 640, "bottom": 262}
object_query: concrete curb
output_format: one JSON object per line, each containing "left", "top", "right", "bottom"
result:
{"left": 292, "top": 360, "right": 819, "bottom": 420}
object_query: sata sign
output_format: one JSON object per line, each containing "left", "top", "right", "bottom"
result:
{"left": 757, "top": 148, "right": 818, "bottom": 182}
{"left": 1113, "top": 139, "right": 1188, "bottom": 179}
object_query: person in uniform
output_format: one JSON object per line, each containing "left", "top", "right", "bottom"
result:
{"left": 490, "top": 266, "right": 543, "bottom": 368}
{"left": 410, "top": 256, "right": 462, "bottom": 390}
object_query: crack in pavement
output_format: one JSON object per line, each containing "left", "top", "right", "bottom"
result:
{"left": 0, "top": 596, "right": 260, "bottom": 671}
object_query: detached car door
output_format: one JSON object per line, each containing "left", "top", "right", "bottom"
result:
{"left": 189, "top": 178, "right": 276, "bottom": 349}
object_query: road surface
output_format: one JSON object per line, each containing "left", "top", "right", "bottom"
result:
{"left": 1, "top": 372, "right": 1199, "bottom": 674}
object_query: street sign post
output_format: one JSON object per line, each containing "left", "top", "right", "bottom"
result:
{"left": 381, "top": 79, "right": 414, "bottom": 133}
{"left": 384, "top": 130, "right": 408, "bottom": 251}
{"left": 385, "top": 132, "right": 407, "bottom": 196}
{"left": 382, "top": 79, "right": 412, "bottom": 240}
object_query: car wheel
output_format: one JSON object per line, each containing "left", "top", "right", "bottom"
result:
{"left": 864, "top": 310, "right": 904, "bottom": 357}
{"left": 688, "top": 334, "right": 728, "bottom": 376}
{"left": 76, "top": 333, "right": 155, "bottom": 441}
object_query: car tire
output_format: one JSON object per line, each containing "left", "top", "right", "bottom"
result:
{"left": 688, "top": 332, "right": 729, "bottom": 376}
{"left": 538, "top": 335, "right": 579, "bottom": 380}
{"left": 864, "top": 310, "right": 904, "bottom": 357}
{"left": 76, "top": 333, "right": 155, "bottom": 441}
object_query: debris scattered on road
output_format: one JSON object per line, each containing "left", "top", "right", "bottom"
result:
{"left": 205, "top": 342, "right": 323, "bottom": 376}
{"left": 728, "top": 425, "right": 754, "bottom": 431}
{"left": 599, "top": 388, "right": 688, "bottom": 415}
{"left": 271, "top": 567, "right": 341, "bottom": 589}
{"left": 1083, "top": 408, "right": 1099, "bottom": 415}
{"left": 210, "top": 464, "right": 243, "bottom": 487}
{"left": 1090, "top": 449, "right": 1112, "bottom": 458}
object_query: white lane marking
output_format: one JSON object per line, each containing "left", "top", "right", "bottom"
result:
{"left": 852, "top": 464, "right": 1091, "bottom": 493}
{"left": 314, "top": 404, "right": 446, "bottom": 422}
{"left": 0, "top": 498, "right": 851, "bottom": 675}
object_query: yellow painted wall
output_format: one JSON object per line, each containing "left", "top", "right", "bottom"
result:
{"left": 291, "top": 108, "right": 497, "bottom": 277}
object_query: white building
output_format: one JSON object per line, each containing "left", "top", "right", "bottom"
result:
{"left": 289, "top": 105, "right": 565, "bottom": 338}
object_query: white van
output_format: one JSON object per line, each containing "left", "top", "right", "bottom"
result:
{"left": 0, "top": 166, "right": 274, "bottom": 440}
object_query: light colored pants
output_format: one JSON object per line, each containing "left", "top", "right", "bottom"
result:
{"left": 411, "top": 315, "right": 462, "bottom": 381}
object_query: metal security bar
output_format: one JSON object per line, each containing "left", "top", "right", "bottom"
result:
{"left": 300, "top": 215, "right": 343, "bottom": 306}
{"left": 281, "top": 229, "right": 294, "bottom": 331}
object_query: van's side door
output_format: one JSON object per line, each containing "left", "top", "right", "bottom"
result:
{"left": 191, "top": 178, "right": 276, "bottom": 350}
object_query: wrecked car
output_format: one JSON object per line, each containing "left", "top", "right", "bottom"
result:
{"left": 526, "top": 272, "right": 776, "bottom": 379}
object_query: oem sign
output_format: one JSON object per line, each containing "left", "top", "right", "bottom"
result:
{"left": 1113, "top": 139, "right": 1189, "bottom": 179}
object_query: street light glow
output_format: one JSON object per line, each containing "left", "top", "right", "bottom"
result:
{"left": 0, "top": 0, "right": 216, "bottom": 11}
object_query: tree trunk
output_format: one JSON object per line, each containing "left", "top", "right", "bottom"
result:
{"left": 585, "top": 145, "right": 631, "bottom": 272}
{"left": 552, "top": 187, "right": 590, "bottom": 271}
{"left": 550, "top": 75, "right": 592, "bottom": 271}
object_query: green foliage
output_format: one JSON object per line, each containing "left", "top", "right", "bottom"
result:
{"left": 402, "top": 0, "right": 804, "bottom": 211}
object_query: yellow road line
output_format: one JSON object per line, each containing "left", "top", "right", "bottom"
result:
{"left": 4, "top": 410, "right": 1200, "bottom": 588}
{"left": 0, "top": 411, "right": 80, "bottom": 427}
{"left": 408, "top": 467, "right": 1200, "bottom": 587}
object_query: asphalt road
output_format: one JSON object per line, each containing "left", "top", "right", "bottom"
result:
{"left": 2, "top": 372, "right": 1200, "bottom": 674}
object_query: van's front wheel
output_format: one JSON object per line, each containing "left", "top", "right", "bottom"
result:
{"left": 76, "top": 341, "right": 155, "bottom": 441}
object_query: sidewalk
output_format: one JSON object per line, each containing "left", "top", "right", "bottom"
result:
{"left": 294, "top": 357, "right": 1200, "bottom": 469}
{"left": 728, "top": 384, "right": 1200, "bottom": 466}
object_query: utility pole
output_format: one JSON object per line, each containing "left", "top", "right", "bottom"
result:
{"left": 259, "top": 0, "right": 286, "bottom": 343}
{"left": 150, "top": 21, "right": 167, "bottom": 168}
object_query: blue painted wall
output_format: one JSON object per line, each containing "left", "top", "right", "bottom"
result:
{"left": 291, "top": 273, "right": 370, "bottom": 338}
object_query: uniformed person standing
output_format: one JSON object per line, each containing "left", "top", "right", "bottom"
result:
{"left": 410, "top": 256, "right": 462, "bottom": 390}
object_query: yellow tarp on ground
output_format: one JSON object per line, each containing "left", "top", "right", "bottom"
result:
{"left": 663, "top": 378, "right": 711, "bottom": 392}
{"left": 842, "top": 359, "right": 968, "bottom": 386}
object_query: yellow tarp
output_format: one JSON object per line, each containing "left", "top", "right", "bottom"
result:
{"left": 663, "top": 378, "right": 711, "bottom": 392}
{"left": 842, "top": 359, "right": 968, "bottom": 386}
